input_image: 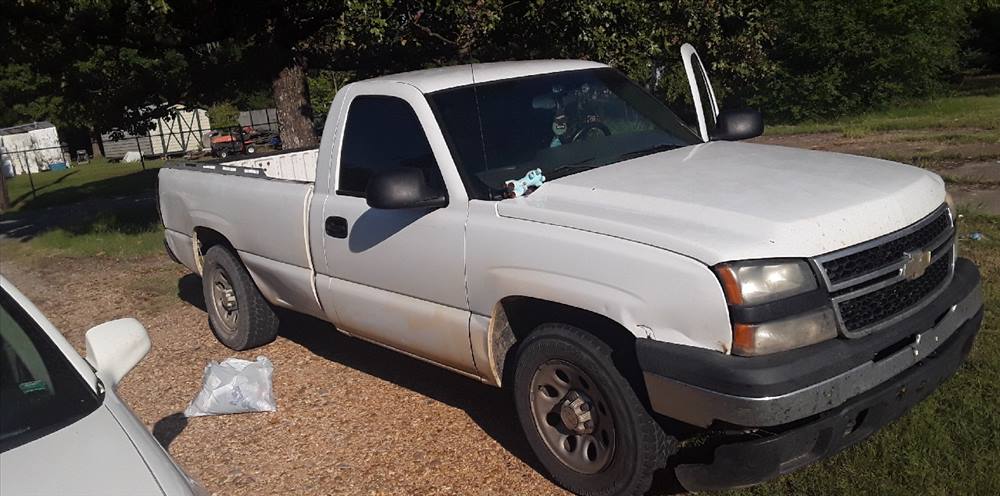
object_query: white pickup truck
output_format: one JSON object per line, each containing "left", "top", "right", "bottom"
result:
{"left": 158, "top": 45, "right": 983, "bottom": 495}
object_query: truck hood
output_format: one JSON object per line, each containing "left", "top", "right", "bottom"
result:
{"left": 496, "top": 141, "right": 945, "bottom": 265}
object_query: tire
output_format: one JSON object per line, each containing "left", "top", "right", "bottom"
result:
{"left": 201, "top": 245, "right": 279, "bottom": 350}
{"left": 246, "top": 145, "right": 256, "bottom": 154}
{"left": 219, "top": 149, "right": 229, "bottom": 159}
{"left": 513, "top": 324, "right": 674, "bottom": 496}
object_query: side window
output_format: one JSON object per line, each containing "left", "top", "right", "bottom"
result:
{"left": 338, "top": 96, "right": 443, "bottom": 197}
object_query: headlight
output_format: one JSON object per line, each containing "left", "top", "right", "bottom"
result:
{"left": 732, "top": 306, "right": 838, "bottom": 356}
{"left": 715, "top": 259, "right": 837, "bottom": 356}
{"left": 715, "top": 259, "right": 817, "bottom": 305}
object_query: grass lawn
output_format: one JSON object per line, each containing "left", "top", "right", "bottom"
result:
{"left": 769, "top": 86, "right": 1000, "bottom": 138}
{"left": 2, "top": 158, "right": 165, "bottom": 214}
{"left": 1, "top": 208, "right": 164, "bottom": 259}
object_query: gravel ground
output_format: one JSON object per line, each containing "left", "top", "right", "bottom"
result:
{"left": 0, "top": 254, "right": 571, "bottom": 495}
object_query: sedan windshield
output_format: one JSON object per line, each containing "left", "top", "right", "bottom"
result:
{"left": 429, "top": 68, "right": 701, "bottom": 199}
{"left": 0, "top": 290, "right": 101, "bottom": 452}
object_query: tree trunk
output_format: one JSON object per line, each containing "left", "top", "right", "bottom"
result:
{"left": 90, "top": 129, "right": 104, "bottom": 159}
{"left": 0, "top": 169, "right": 10, "bottom": 212}
{"left": 272, "top": 60, "right": 316, "bottom": 149}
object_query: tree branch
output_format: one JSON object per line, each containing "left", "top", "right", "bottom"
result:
{"left": 411, "top": 9, "right": 458, "bottom": 46}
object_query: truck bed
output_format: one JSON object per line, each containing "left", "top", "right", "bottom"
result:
{"left": 219, "top": 147, "right": 318, "bottom": 182}
{"left": 158, "top": 159, "right": 323, "bottom": 318}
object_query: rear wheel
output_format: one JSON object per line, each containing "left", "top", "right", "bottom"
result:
{"left": 202, "top": 245, "right": 278, "bottom": 350}
{"left": 513, "top": 324, "right": 674, "bottom": 496}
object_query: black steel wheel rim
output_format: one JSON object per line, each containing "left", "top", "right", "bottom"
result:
{"left": 528, "top": 359, "right": 616, "bottom": 474}
{"left": 210, "top": 268, "right": 239, "bottom": 336}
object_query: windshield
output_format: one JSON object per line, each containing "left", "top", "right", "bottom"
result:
{"left": 429, "top": 68, "right": 701, "bottom": 199}
{"left": 1, "top": 290, "right": 101, "bottom": 452}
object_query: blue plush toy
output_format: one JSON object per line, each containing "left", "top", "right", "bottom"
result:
{"left": 505, "top": 168, "right": 546, "bottom": 198}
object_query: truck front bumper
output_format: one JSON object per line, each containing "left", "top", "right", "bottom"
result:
{"left": 636, "top": 257, "right": 983, "bottom": 490}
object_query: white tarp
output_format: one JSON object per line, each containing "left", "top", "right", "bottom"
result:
{"left": 0, "top": 124, "right": 64, "bottom": 176}
{"left": 122, "top": 151, "right": 143, "bottom": 163}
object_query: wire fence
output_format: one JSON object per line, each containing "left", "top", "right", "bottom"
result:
{"left": 0, "top": 144, "right": 73, "bottom": 199}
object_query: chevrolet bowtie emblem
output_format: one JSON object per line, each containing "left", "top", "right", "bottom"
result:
{"left": 901, "top": 250, "right": 933, "bottom": 280}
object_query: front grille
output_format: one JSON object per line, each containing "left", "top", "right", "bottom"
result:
{"left": 815, "top": 205, "right": 955, "bottom": 337}
{"left": 822, "top": 210, "right": 951, "bottom": 285}
{"left": 837, "top": 250, "right": 951, "bottom": 332}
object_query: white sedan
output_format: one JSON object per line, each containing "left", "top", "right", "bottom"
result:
{"left": 0, "top": 276, "right": 206, "bottom": 495}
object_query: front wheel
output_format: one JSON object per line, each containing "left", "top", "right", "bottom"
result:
{"left": 513, "top": 324, "right": 674, "bottom": 496}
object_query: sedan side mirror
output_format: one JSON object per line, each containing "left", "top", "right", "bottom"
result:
{"left": 366, "top": 168, "right": 448, "bottom": 210}
{"left": 711, "top": 109, "right": 764, "bottom": 141}
{"left": 85, "top": 318, "right": 151, "bottom": 387}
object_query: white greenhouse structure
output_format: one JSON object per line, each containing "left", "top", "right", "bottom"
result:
{"left": 0, "top": 121, "right": 66, "bottom": 177}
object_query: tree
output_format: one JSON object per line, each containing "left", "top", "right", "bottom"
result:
{"left": 749, "top": 0, "right": 971, "bottom": 121}
{"left": 1, "top": 1, "right": 348, "bottom": 146}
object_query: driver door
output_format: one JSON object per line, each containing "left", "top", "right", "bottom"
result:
{"left": 680, "top": 43, "right": 720, "bottom": 142}
{"left": 314, "top": 81, "right": 477, "bottom": 376}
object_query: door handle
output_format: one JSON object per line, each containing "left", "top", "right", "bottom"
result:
{"left": 325, "top": 216, "right": 348, "bottom": 238}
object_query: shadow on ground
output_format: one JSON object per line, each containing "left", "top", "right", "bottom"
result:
{"left": 7, "top": 167, "right": 158, "bottom": 213}
{"left": 7, "top": 169, "right": 81, "bottom": 207}
{"left": 173, "top": 273, "right": 689, "bottom": 495}
{"left": 153, "top": 412, "right": 189, "bottom": 450}
{"left": 0, "top": 198, "right": 159, "bottom": 242}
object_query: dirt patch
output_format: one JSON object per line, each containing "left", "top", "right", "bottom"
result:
{"left": 753, "top": 129, "right": 1000, "bottom": 168}
{"left": 756, "top": 129, "right": 1000, "bottom": 215}
{"left": 950, "top": 187, "right": 1000, "bottom": 216}
{"left": 938, "top": 161, "right": 1000, "bottom": 184}
{"left": 0, "top": 254, "right": 568, "bottom": 496}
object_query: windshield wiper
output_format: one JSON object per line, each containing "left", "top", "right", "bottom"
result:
{"left": 546, "top": 163, "right": 599, "bottom": 180}
{"left": 614, "top": 143, "right": 680, "bottom": 162}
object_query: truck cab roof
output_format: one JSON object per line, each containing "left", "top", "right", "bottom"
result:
{"left": 368, "top": 60, "right": 609, "bottom": 94}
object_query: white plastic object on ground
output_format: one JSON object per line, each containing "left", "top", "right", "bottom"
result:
{"left": 184, "top": 356, "right": 276, "bottom": 417}
{"left": 122, "top": 151, "right": 143, "bottom": 163}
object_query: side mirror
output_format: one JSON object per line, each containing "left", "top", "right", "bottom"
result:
{"left": 366, "top": 168, "right": 448, "bottom": 210}
{"left": 711, "top": 109, "right": 764, "bottom": 141}
{"left": 84, "top": 318, "right": 151, "bottom": 387}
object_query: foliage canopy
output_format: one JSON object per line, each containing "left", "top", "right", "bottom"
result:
{"left": 0, "top": 0, "right": 990, "bottom": 136}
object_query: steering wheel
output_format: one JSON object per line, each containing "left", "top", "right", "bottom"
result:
{"left": 571, "top": 122, "right": 612, "bottom": 143}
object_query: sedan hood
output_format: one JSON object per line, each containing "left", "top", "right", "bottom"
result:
{"left": 0, "top": 406, "right": 163, "bottom": 496}
{"left": 497, "top": 141, "right": 945, "bottom": 265}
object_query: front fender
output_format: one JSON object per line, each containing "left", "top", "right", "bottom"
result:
{"left": 467, "top": 202, "right": 733, "bottom": 354}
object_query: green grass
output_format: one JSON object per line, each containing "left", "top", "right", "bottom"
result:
{"left": 730, "top": 212, "right": 1000, "bottom": 496}
{"left": 3, "top": 158, "right": 165, "bottom": 214}
{"left": 769, "top": 94, "right": 1000, "bottom": 136}
{"left": 2, "top": 208, "right": 164, "bottom": 259}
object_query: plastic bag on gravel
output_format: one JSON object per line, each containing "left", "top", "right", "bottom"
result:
{"left": 184, "top": 356, "right": 277, "bottom": 417}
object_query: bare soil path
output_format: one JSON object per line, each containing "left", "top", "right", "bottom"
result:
{"left": 754, "top": 131, "right": 1000, "bottom": 215}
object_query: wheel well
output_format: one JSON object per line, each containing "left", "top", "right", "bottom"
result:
{"left": 192, "top": 227, "right": 236, "bottom": 274}
{"left": 492, "top": 296, "right": 646, "bottom": 398}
